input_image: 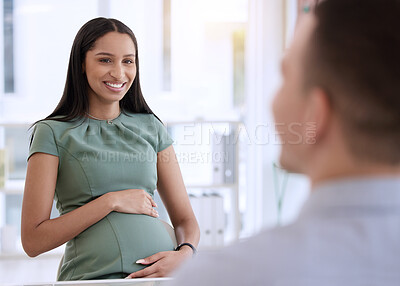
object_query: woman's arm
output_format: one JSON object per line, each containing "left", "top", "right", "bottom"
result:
{"left": 21, "top": 152, "right": 158, "bottom": 257}
{"left": 156, "top": 145, "right": 200, "bottom": 249}
{"left": 126, "top": 145, "right": 200, "bottom": 278}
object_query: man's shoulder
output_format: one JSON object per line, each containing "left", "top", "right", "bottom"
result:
{"left": 172, "top": 225, "right": 307, "bottom": 286}
{"left": 172, "top": 183, "right": 400, "bottom": 286}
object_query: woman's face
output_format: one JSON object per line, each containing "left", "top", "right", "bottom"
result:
{"left": 84, "top": 32, "right": 137, "bottom": 106}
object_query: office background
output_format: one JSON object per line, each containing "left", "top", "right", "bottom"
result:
{"left": 0, "top": 0, "right": 310, "bottom": 284}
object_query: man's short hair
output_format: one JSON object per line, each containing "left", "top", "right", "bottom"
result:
{"left": 304, "top": 0, "right": 400, "bottom": 164}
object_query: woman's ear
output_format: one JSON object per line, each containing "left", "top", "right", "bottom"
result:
{"left": 304, "top": 87, "right": 332, "bottom": 142}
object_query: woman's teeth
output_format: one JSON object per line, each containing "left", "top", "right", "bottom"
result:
{"left": 105, "top": 82, "right": 124, "bottom": 88}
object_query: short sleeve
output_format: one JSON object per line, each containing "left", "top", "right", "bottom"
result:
{"left": 28, "top": 122, "right": 59, "bottom": 160}
{"left": 153, "top": 116, "right": 174, "bottom": 152}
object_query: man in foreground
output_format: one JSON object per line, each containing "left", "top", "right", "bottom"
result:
{"left": 171, "top": 0, "right": 400, "bottom": 284}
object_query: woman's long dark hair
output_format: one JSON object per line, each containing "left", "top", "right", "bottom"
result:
{"left": 42, "top": 17, "right": 155, "bottom": 122}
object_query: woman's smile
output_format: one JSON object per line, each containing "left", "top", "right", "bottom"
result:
{"left": 104, "top": 81, "right": 127, "bottom": 91}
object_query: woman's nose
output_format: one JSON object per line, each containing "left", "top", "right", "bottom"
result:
{"left": 109, "top": 64, "right": 123, "bottom": 79}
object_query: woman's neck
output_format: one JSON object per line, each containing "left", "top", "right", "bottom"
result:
{"left": 87, "top": 105, "right": 121, "bottom": 120}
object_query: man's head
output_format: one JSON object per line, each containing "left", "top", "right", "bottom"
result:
{"left": 273, "top": 0, "right": 400, "bottom": 175}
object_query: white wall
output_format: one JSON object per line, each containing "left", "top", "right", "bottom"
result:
{"left": 1, "top": 0, "right": 98, "bottom": 122}
{"left": 244, "top": 0, "right": 309, "bottom": 235}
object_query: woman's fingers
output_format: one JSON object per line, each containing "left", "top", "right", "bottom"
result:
{"left": 144, "top": 200, "right": 159, "bottom": 217}
{"left": 143, "top": 191, "right": 158, "bottom": 216}
{"left": 148, "top": 208, "right": 159, "bottom": 218}
{"left": 144, "top": 194, "right": 158, "bottom": 217}
{"left": 126, "top": 251, "right": 186, "bottom": 278}
{"left": 143, "top": 192, "right": 157, "bottom": 208}
{"left": 136, "top": 252, "right": 163, "bottom": 265}
{"left": 131, "top": 190, "right": 158, "bottom": 217}
{"left": 126, "top": 264, "right": 158, "bottom": 278}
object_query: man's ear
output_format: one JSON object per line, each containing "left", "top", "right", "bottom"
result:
{"left": 304, "top": 87, "right": 332, "bottom": 142}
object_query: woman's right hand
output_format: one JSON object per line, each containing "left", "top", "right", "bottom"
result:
{"left": 106, "top": 189, "right": 159, "bottom": 218}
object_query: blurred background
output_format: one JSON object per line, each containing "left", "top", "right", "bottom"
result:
{"left": 0, "top": 0, "right": 310, "bottom": 284}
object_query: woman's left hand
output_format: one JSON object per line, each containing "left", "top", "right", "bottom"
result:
{"left": 125, "top": 248, "right": 193, "bottom": 278}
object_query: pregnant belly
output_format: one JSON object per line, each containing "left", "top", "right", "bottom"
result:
{"left": 61, "top": 213, "right": 175, "bottom": 280}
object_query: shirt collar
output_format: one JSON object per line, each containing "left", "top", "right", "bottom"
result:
{"left": 298, "top": 176, "right": 400, "bottom": 219}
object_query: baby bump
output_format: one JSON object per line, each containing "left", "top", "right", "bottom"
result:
{"left": 62, "top": 212, "right": 175, "bottom": 280}
{"left": 107, "top": 212, "right": 176, "bottom": 271}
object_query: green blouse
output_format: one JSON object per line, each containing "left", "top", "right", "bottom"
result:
{"left": 28, "top": 112, "right": 175, "bottom": 280}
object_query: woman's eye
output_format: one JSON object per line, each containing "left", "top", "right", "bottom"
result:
{"left": 99, "top": 58, "right": 112, "bottom": 63}
{"left": 124, "top": 59, "right": 134, "bottom": 64}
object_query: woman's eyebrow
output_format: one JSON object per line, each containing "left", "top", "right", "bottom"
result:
{"left": 95, "top": 52, "right": 136, "bottom": 57}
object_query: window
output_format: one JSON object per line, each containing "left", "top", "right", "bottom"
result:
{"left": 163, "top": 0, "right": 171, "bottom": 91}
{"left": 3, "top": 0, "right": 14, "bottom": 93}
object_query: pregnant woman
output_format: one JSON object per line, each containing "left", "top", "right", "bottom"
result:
{"left": 21, "top": 17, "right": 199, "bottom": 280}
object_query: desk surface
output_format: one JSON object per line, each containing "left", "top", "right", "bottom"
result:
{"left": 6, "top": 278, "right": 172, "bottom": 286}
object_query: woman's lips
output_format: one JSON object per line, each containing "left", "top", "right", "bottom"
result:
{"left": 103, "top": 81, "right": 126, "bottom": 91}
